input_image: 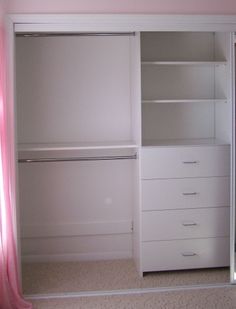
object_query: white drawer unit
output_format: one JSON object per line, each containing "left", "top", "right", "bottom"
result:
{"left": 142, "top": 237, "right": 230, "bottom": 272}
{"left": 140, "top": 144, "right": 230, "bottom": 273}
{"left": 142, "top": 177, "right": 230, "bottom": 211}
{"left": 141, "top": 145, "right": 230, "bottom": 179}
{"left": 142, "top": 207, "right": 230, "bottom": 241}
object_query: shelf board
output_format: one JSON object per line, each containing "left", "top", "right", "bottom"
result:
{"left": 142, "top": 99, "right": 227, "bottom": 104}
{"left": 141, "top": 61, "right": 227, "bottom": 66}
{"left": 18, "top": 141, "right": 138, "bottom": 152}
{"left": 142, "top": 138, "right": 229, "bottom": 148}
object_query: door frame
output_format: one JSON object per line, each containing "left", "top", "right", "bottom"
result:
{"left": 5, "top": 13, "right": 236, "bottom": 291}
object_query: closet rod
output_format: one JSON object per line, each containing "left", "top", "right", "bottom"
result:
{"left": 16, "top": 32, "right": 136, "bottom": 37}
{"left": 18, "top": 153, "right": 137, "bottom": 163}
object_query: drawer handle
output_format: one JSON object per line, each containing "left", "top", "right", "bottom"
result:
{"left": 182, "top": 222, "right": 197, "bottom": 227}
{"left": 182, "top": 192, "right": 198, "bottom": 196}
{"left": 181, "top": 252, "right": 197, "bottom": 257}
{"left": 182, "top": 161, "right": 198, "bottom": 164}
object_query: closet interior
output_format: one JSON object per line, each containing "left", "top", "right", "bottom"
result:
{"left": 15, "top": 30, "right": 232, "bottom": 292}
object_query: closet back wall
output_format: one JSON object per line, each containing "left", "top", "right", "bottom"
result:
{"left": 16, "top": 35, "right": 136, "bottom": 262}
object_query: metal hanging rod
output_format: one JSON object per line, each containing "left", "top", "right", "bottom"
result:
{"left": 16, "top": 32, "right": 136, "bottom": 38}
{"left": 18, "top": 153, "right": 137, "bottom": 163}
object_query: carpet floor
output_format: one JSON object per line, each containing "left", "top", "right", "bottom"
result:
{"left": 22, "top": 259, "right": 229, "bottom": 294}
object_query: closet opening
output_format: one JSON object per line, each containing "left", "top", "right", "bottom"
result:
{"left": 15, "top": 29, "right": 232, "bottom": 295}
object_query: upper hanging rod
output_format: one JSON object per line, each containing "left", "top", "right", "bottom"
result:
{"left": 16, "top": 32, "right": 136, "bottom": 38}
{"left": 18, "top": 153, "right": 137, "bottom": 163}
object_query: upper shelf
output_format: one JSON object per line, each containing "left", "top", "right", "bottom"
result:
{"left": 18, "top": 141, "right": 138, "bottom": 152}
{"left": 142, "top": 99, "right": 227, "bottom": 104}
{"left": 141, "top": 61, "right": 227, "bottom": 66}
{"left": 142, "top": 138, "right": 230, "bottom": 148}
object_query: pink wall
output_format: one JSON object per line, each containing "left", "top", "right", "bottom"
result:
{"left": 0, "top": 0, "right": 6, "bottom": 20}
{"left": 6, "top": 0, "right": 236, "bottom": 14}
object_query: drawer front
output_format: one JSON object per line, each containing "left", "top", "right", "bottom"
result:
{"left": 142, "top": 177, "right": 230, "bottom": 211}
{"left": 142, "top": 237, "right": 229, "bottom": 272}
{"left": 141, "top": 145, "right": 230, "bottom": 179}
{"left": 142, "top": 207, "right": 230, "bottom": 241}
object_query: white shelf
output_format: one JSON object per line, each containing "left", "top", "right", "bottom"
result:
{"left": 142, "top": 99, "right": 227, "bottom": 104}
{"left": 18, "top": 141, "right": 138, "bottom": 152}
{"left": 141, "top": 61, "right": 227, "bottom": 66}
{"left": 142, "top": 138, "right": 229, "bottom": 148}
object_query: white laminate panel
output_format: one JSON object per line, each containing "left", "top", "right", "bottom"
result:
{"left": 21, "top": 233, "right": 132, "bottom": 262}
{"left": 141, "top": 65, "right": 215, "bottom": 100}
{"left": 19, "top": 160, "right": 134, "bottom": 230}
{"left": 141, "top": 32, "right": 216, "bottom": 62}
{"left": 141, "top": 145, "right": 230, "bottom": 179}
{"left": 142, "top": 207, "right": 230, "bottom": 241}
{"left": 16, "top": 36, "right": 132, "bottom": 144}
{"left": 142, "top": 237, "right": 230, "bottom": 272}
{"left": 142, "top": 177, "right": 230, "bottom": 211}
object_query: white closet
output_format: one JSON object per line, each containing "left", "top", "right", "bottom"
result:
{"left": 15, "top": 30, "right": 232, "bottom": 276}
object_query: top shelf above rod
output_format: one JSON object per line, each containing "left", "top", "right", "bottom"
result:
{"left": 141, "top": 61, "right": 227, "bottom": 66}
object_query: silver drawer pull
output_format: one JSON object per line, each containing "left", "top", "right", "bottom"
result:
{"left": 182, "top": 161, "right": 198, "bottom": 164}
{"left": 182, "top": 192, "right": 197, "bottom": 196}
{"left": 182, "top": 222, "right": 197, "bottom": 226}
{"left": 182, "top": 252, "right": 197, "bottom": 257}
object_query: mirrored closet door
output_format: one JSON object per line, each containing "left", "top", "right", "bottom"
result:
{"left": 14, "top": 29, "right": 234, "bottom": 296}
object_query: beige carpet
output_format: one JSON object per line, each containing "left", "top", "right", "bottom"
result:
{"left": 22, "top": 259, "right": 229, "bottom": 294}
{"left": 30, "top": 286, "right": 236, "bottom": 309}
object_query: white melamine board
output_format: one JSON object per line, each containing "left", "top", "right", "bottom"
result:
{"left": 142, "top": 207, "right": 230, "bottom": 241}
{"left": 141, "top": 61, "right": 227, "bottom": 66}
{"left": 130, "top": 33, "right": 142, "bottom": 145}
{"left": 141, "top": 66, "right": 215, "bottom": 100}
{"left": 142, "top": 177, "right": 230, "bottom": 211}
{"left": 142, "top": 237, "right": 229, "bottom": 272}
{"left": 18, "top": 141, "right": 138, "bottom": 152}
{"left": 133, "top": 149, "right": 142, "bottom": 275}
{"left": 214, "top": 64, "right": 228, "bottom": 101}
{"left": 19, "top": 160, "right": 134, "bottom": 227}
{"left": 18, "top": 143, "right": 137, "bottom": 160}
{"left": 21, "top": 233, "right": 132, "bottom": 262}
{"left": 21, "top": 221, "right": 132, "bottom": 238}
{"left": 215, "top": 33, "right": 232, "bottom": 143}
{"left": 141, "top": 145, "right": 230, "bottom": 179}
{"left": 142, "top": 102, "right": 214, "bottom": 141}
{"left": 142, "top": 138, "right": 229, "bottom": 147}
{"left": 214, "top": 32, "right": 229, "bottom": 61}
{"left": 141, "top": 32, "right": 216, "bottom": 61}
{"left": 142, "top": 99, "right": 227, "bottom": 104}
{"left": 16, "top": 36, "right": 132, "bottom": 144}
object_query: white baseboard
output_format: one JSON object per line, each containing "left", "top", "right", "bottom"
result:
{"left": 22, "top": 250, "right": 132, "bottom": 263}
{"left": 21, "top": 220, "right": 132, "bottom": 238}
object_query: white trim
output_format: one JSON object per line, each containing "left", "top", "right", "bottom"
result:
{"left": 22, "top": 251, "right": 132, "bottom": 263}
{"left": 230, "top": 34, "right": 236, "bottom": 284}
{"left": 21, "top": 220, "right": 132, "bottom": 238}
{"left": 24, "top": 282, "right": 233, "bottom": 300}
{"left": 8, "top": 14, "right": 236, "bottom": 32}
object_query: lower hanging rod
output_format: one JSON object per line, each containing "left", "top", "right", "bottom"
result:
{"left": 18, "top": 153, "right": 137, "bottom": 163}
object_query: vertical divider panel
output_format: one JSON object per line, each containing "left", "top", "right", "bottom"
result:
{"left": 130, "top": 32, "right": 143, "bottom": 275}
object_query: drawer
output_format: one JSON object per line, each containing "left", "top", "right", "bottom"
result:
{"left": 142, "top": 177, "right": 230, "bottom": 211}
{"left": 142, "top": 237, "right": 229, "bottom": 272}
{"left": 141, "top": 145, "right": 230, "bottom": 179}
{"left": 142, "top": 207, "right": 230, "bottom": 241}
